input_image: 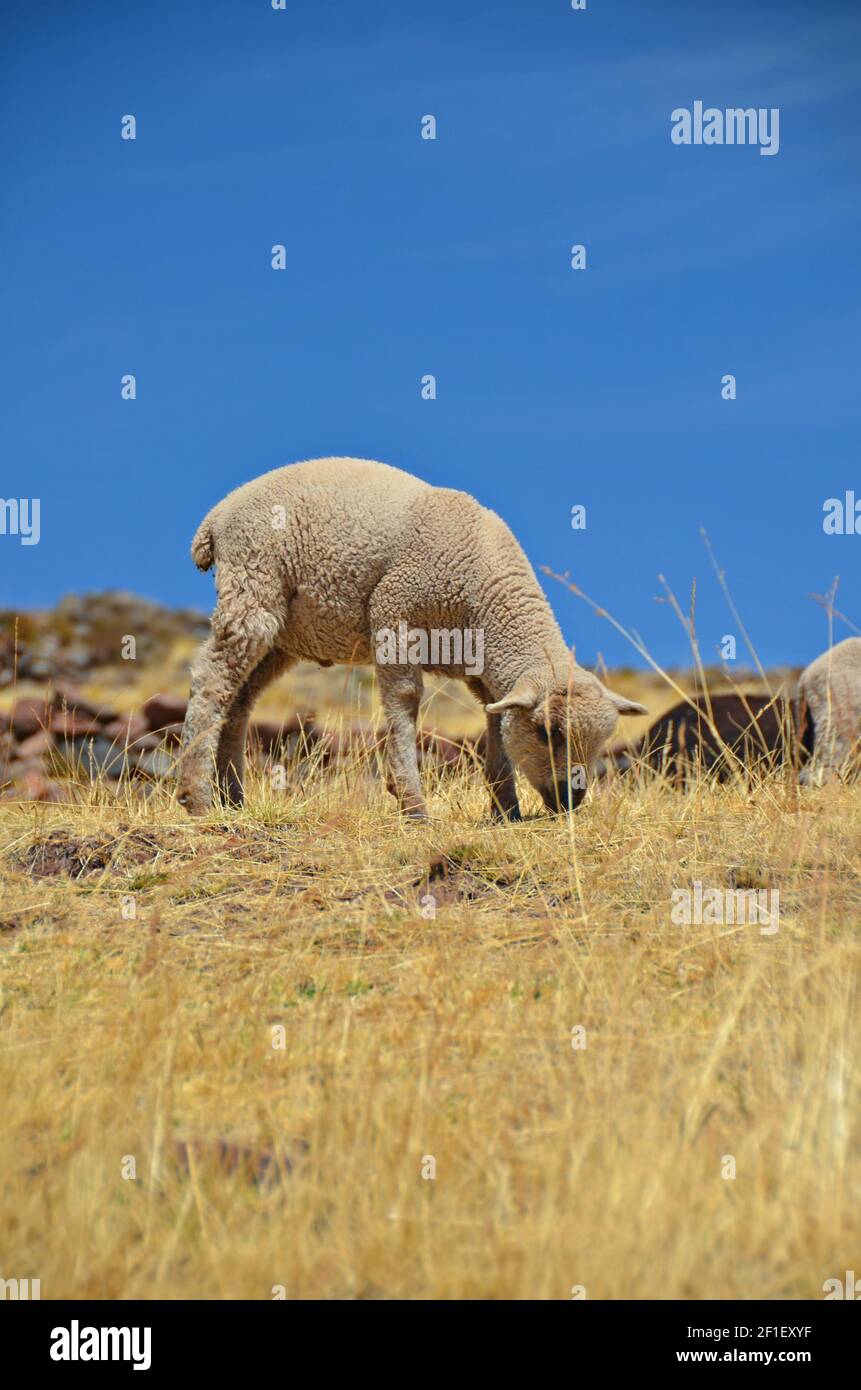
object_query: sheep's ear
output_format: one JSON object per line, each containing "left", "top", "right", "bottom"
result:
{"left": 486, "top": 675, "right": 540, "bottom": 714}
{"left": 605, "top": 687, "right": 648, "bottom": 717}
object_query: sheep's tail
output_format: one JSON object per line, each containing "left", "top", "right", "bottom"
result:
{"left": 191, "top": 516, "right": 215, "bottom": 571}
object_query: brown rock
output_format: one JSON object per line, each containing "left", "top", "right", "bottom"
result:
{"left": 131, "top": 732, "right": 163, "bottom": 751}
{"left": 51, "top": 685, "right": 117, "bottom": 723}
{"left": 102, "top": 713, "right": 150, "bottom": 745}
{"left": 49, "top": 711, "right": 103, "bottom": 738}
{"left": 16, "top": 770, "right": 63, "bottom": 802}
{"left": 617, "top": 692, "right": 813, "bottom": 784}
{"left": 10, "top": 697, "right": 51, "bottom": 738}
{"left": 2, "top": 757, "right": 43, "bottom": 800}
{"left": 141, "top": 694, "right": 188, "bottom": 730}
{"left": 16, "top": 730, "right": 53, "bottom": 760}
{"left": 132, "top": 748, "right": 174, "bottom": 778}
{"left": 418, "top": 730, "right": 471, "bottom": 768}
{"left": 250, "top": 715, "right": 316, "bottom": 753}
{"left": 316, "top": 723, "right": 382, "bottom": 763}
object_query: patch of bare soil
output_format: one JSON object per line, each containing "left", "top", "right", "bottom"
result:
{"left": 11, "top": 826, "right": 176, "bottom": 880}
{"left": 14, "top": 830, "right": 115, "bottom": 879}
{"left": 385, "top": 849, "right": 563, "bottom": 910}
{"left": 171, "top": 1136, "right": 308, "bottom": 1189}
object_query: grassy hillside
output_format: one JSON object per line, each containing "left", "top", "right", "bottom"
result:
{"left": 1, "top": 662, "right": 858, "bottom": 1298}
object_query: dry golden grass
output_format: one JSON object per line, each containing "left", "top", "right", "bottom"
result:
{"left": 1, "top": 666, "right": 859, "bottom": 1301}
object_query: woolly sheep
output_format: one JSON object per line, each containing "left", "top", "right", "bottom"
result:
{"left": 798, "top": 636, "right": 861, "bottom": 782}
{"left": 177, "top": 457, "right": 646, "bottom": 818}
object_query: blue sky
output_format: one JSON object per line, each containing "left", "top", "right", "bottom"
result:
{"left": 2, "top": 0, "right": 859, "bottom": 669}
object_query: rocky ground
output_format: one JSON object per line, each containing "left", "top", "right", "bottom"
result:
{"left": 0, "top": 592, "right": 486, "bottom": 803}
{"left": 0, "top": 590, "right": 210, "bottom": 687}
{"left": 0, "top": 683, "right": 487, "bottom": 805}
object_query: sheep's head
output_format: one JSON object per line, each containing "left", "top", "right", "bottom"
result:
{"left": 486, "top": 672, "right": 647, "bottom": 812}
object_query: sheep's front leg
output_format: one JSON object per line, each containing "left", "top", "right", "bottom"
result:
{"left": 217, "top": 649, "right": 293, "bottom": 807}
{"left": 484, "top": 709, "right": 522, "bottom": 821}
{"left": 376, "top": 665, "right": 427, "bottom": 820}
{"left": 177, "top": 629, "right": 272, "bottom": 815}
{"left": 467, "top": 680, "right": 521, "bottom": 821}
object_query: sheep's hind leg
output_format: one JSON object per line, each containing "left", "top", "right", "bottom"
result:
{"left": 217, "top": 649, "right": 294, "bottom": 807}
{"left": 376, "top": 665, "right": 427, "bottom": 820}
{"left": 468, "top": 678, "right": 521, "bottom": 821}
{"left": 177, "top": 623, "right": 276, "bottom": 815}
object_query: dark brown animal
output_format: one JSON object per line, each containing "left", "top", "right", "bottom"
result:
{"left": 600, "top": 692, "right": 814, "bottom": 784}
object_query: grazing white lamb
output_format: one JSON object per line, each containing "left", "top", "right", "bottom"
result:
{"left": 798, "top": 636, "right": 861, "bottom": 783}
{"left": 177, "top": 457, "right": 646, "bottom": 818}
